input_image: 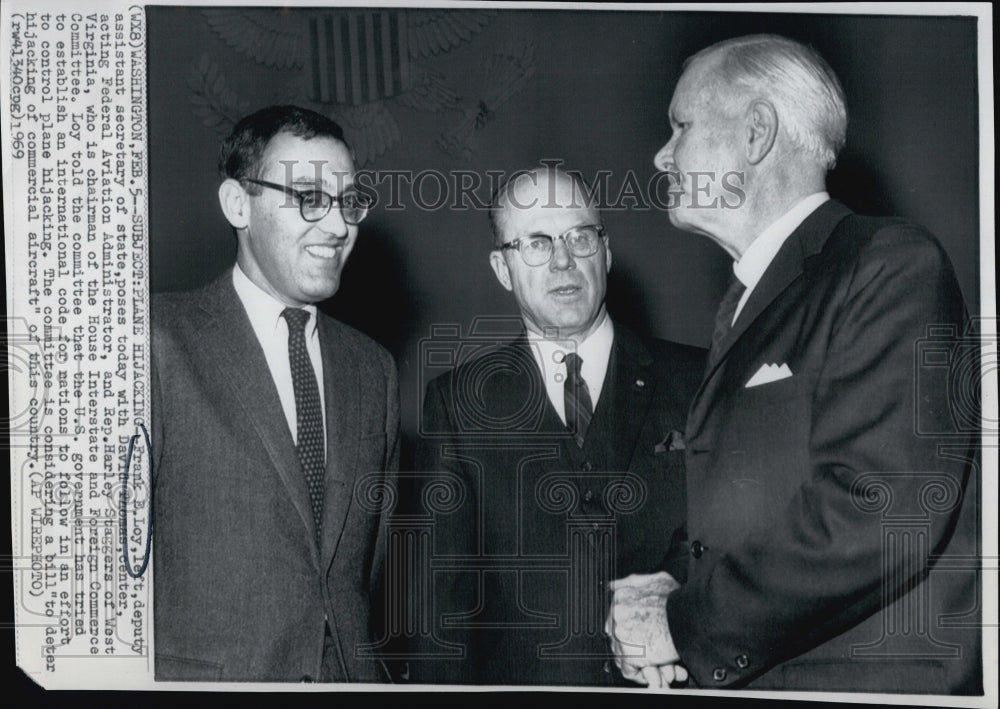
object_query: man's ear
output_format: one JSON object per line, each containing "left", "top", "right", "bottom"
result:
{"left": 218, "top": 178, "right": 250, "bottom": 230}
{"left": 489, "top": 250, "right": 514, "bottom": 292}
{"left": 745, "top": 99, "right": 778, "bottom": 165}
{"left": 604, "top": 237, "right": 612, "bottom": 274}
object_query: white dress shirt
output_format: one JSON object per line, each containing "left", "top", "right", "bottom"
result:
{"left": 527, "top": 313, "right": 614, "bottom": 426}
{"left": 232, "top": 264, "right": 327, "bottom": 445}
{"left": 731, "top": 192, "right": 830, "bottom": 324}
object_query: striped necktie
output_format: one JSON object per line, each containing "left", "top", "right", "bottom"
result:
{"left": 564, "top": 352, "right": 593, "bottom": 448}
{"left": 282, "top": 307, "right": 325, "bottom": 544}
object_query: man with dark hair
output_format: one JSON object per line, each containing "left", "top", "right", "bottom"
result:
{"left": 217, "top": 104, "right": 346, "bottom": 184}
{"left": 406, "top": 165, "right": 704, "bottom": 685}
{"left": 153, "top": 105, "right": 398, "bottom": 682}
{"left": 607, "top": 35, "right": 981, "bottom": 694}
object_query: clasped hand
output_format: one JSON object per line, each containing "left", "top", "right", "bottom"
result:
{"left": 604, "top": 571, "right": 687, "bottom": 688}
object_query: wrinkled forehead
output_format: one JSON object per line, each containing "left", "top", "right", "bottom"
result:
{"left": 260, "top": 131, "right": 356, "bottom": 191}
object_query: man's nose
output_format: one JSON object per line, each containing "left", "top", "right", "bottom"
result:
{"left": 316, "top": 204, "right": 349, "bottom": 238}
{"left": 654, "top": 138, "right": 674, "bottom": 172}
{"left": 549, "top": 237, "right": 576, "bottom": 271}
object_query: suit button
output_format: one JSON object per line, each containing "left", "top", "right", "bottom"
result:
{"left": 584, "top": 490, "right": 594, "bottom": 502}
{"left": 690, "top": 540, "right": 704, "bottom": 558}
{"left": 581, "top": 461, "right": 593, "bottom": 472}
{"left": 300, "top": 675, "right": 314, "bottom": 682}
{"left": 736, "top": 654, "right": 749, "bottom": 669}
{"left": 712, "top": 667, "right": 727, "bottom": 682}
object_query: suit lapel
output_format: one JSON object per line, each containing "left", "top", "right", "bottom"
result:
{"left": 319, "top": 316, "right": 359, "bottom": 568}
{"left": 687, "top": 200, "right": 853, "bottom": 440}
{"left": 196, "top": 270, "right": 318, "bottom": 545}
{"left": 602, "top": 327, "right": 653, "bottom": 473}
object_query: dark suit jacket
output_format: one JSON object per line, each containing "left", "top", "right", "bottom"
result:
{"left": 406, "top": 325, "right": 704, "bottom": 685}
{"left": 671, "top": 200, "right": 981, "bottom": 693}
{"left": 152, "top": 269, "right": 400, "bottom": 682}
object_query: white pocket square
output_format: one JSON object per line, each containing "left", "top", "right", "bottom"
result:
{"left": 745, "top": 363, "right": 793, "bottom": 388}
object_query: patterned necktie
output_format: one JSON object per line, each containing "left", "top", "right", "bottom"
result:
{"left": 282, "top": 307, "right": 325, "bottom": 544}
{"left": 564, "top": 353, "right": 594, "bottom": 448}
{"left": 707, "top": 276, "right": 747, "bottom": 369}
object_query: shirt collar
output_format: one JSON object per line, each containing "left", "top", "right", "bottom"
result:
{"left": 528, "top": 311, "right": 614, "bottom": 378}
{"left": 232, "top": 264, "right": 318, "bottom": 337}
{"left": 733, "top": 192, "right": 829, "bottom": 291}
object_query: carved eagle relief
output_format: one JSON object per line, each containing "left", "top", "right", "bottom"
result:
{"left": 187, "top": 8, "right": 535, "bottom": 166}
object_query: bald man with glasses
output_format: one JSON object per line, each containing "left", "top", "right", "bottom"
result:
{"left": 152, "top": 105, "right": 399, "bottom": 682}
{"left": 403, "top": 165, "right": 704, "bottom": 686}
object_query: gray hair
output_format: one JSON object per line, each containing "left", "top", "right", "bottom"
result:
{"left": 690, "top": 34, "right": 847, "bottom": 169}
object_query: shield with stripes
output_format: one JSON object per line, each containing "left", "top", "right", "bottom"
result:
{"left": 308, "top": 10, "right": 409, "bottom": 106}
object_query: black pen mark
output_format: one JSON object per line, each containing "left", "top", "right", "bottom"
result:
{"left": 121, "top": 423, "right": 153, "bottom": 578}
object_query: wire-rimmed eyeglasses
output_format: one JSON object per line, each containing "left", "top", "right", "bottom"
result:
{"left": 498, "top": 224, "right": 607, "bottom": 266}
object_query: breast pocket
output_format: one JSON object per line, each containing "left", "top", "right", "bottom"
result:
{"left": 738, "top": 370, "right": 814, "bottom": 407}
{"left": 652, "top": 447, "right": 686, "bottom": 479}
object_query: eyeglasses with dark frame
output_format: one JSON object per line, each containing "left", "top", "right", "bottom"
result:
{"left": 498, "top": 224, "right": 607, "bottom": 267}
{"left": 244, "top": 178, "right": 372, "bottom": 225}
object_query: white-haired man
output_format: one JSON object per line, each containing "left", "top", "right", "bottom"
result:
{"left": 606, "top": 34, "right": 980, "bottom": 694}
